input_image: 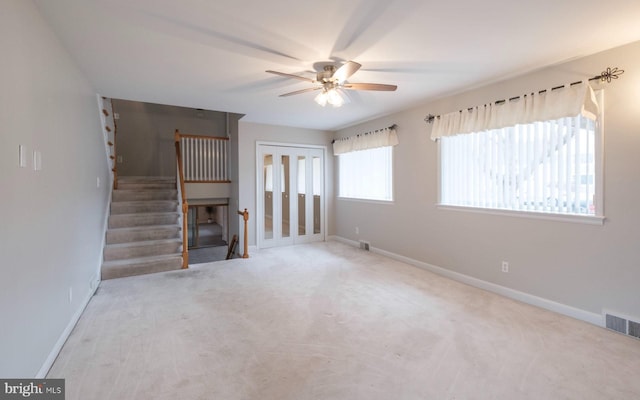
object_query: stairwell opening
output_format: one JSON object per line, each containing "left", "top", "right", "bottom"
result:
{"left": 187, "top": 203, "right": 230, "bottom": 264}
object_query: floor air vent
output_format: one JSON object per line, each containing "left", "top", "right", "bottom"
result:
{"left": 604, "top": 312, "right": 640, "bottom": 339}
{"left": 359, "top": 240, "right": 370, "bottom": 251}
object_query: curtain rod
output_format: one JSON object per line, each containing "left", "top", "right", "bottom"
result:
{"left": 424, "top": 66, "right": 624, "bottom": 124}
{"left": 332, "top": 124, "right": 397, "bottom": 144}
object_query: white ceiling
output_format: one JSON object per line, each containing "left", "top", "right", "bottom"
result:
{"left": 35, "top": 0, "right": 640, "bottom": 131}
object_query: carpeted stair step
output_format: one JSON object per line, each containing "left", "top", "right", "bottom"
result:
{"left": 112, "top": 189, "right": 178, "bottom": 202}
{"left": 110, "top": 200, "right": 178, "bottom": 215}
{"left": 102, "top": 176, "right": 184, "bottom": 280}
{"left": 101, "top": 254, "right": 183, "bottom": 280}
{"left": 106, "top": 225, "right": 180, "bottom": 244}
{"left": 117, "top": 182, "right": 177, "bottom": 190}
{"left": 104, "top": 238, "right": 182, "bottom": 261}
{"left": 108, "top": 212, "right": 180, "bottom": 229}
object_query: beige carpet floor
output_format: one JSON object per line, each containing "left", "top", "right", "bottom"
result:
{"left": 48, "top": 241, "right": 640, "bottom": 400}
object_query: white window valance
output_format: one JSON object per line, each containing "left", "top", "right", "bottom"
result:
{"left": 430, "top": 81, "right": 599, "bottom": 141}
{"left": 333, "top": 125, "right": 398, "bottom": 155}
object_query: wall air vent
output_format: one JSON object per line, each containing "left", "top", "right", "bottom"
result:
{"left": 604, "top": 311, "right": 640, "bottom": 340}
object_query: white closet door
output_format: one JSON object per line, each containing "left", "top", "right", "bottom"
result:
{"left": 257, "top": 145, "right": 324, "bottom": 248}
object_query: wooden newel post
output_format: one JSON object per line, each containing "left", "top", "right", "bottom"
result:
{"left": 176, "top": 129, "right": 189, "bottom": 269}
{"left": 237, "top": 208, "right": 249, "bottom": 258}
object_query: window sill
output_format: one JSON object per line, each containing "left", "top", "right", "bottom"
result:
{"left": 338, "top": 197, "right": 395, "bottom": 205}
{"left": 437, "top": 204, "right": 605, "bottom": 225}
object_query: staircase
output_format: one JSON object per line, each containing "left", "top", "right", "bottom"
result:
{"left": 102, "top": 176, "right": 184, "bottom": 279}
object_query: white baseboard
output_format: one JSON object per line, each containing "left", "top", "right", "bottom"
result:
{"left": 329, "top": 236, "right": 603, "bottom": 327}
{"left": 36, "top": 282, "right": 98, "bottom": 378}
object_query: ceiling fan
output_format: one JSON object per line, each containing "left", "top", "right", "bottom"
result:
{"left": 266, "top": 61, "right": 397, "bottom": 107}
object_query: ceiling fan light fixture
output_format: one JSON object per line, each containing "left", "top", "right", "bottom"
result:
{"left": 327, "top": 88, "right": 345, "bottom": 107}
{"left": 268, "top": 60, "right": 396, "bottom": 107}
{"left": 315, "top": 87, "right": 344, "bottom": 108}
{"left": 314, "top": 90, "right": 328, "bottom": 107}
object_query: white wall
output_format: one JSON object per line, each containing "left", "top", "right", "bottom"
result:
{"left": 238, "top": 122, "right": 334, "bottom": 248}
{"left": 334, "top": 41, "right": 640, "bottom": 321}
{"left": 0, "top": 0, "right": 110, "bottom": 377}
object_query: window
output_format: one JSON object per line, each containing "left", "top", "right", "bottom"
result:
{"left": 440, "top": 113, "right": 602, "bottom": 217}
{"left": 339, "top": 146, "right": 393, "bottom": 201}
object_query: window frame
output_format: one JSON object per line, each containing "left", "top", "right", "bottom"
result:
{"left": 436, "top": 90, "right": 605, "bottom": 225}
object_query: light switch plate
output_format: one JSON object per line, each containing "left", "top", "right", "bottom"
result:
{"left": 33, "top": 150, "right": 42, "bottom": 171}
{"left": 19, "top": 145, "right": 27, "bottom": 168}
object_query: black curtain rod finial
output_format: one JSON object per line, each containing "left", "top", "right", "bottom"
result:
{"left": 598, "top": 67, "right": 624, "bottom": 83}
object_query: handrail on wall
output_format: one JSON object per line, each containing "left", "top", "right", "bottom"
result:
{"left": 100, "top": 97, "right": 118, "bottom": 190}
{"left": 175, "top": 129, "right": 189, "bottom": 269}
{"left": 111, "top": 99, "right": 118, "bottom": 190}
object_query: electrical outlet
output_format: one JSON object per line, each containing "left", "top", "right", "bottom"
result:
{"left": 68, "top": 287, "right": 73, "bottom": 303}
{"left": 501, "top": 261, "right": 509, "bottom": 273}
{"left": 117, "top": 155, "right": 123, "bottom": 163}
{"left": 355, "top": 227, "right": 359, "bottom": 235}
{"left": 96, "top": 177, "right": 100, "bottom": 188}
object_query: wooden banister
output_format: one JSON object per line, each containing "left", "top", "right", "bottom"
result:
{"left": 175, "top": 129, "right": 189, "bottom": 268}
{"left": 237, "top": 208, "right": 249, "bottom": 258}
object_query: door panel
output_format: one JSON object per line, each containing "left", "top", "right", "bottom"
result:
{"left": 263, "top": 153, "right": 274, "bottom": 240}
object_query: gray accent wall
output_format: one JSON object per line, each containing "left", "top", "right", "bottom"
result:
{"left": 0, "top": 0, "right": 110, "bottom": 377}
{"left": 112, "top": 99, "right": 240, "bottom": 177}
{"left": 333, "top": 41, "right": 640, "bottom": 320}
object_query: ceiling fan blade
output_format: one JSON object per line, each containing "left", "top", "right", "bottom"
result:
{"left": 343, "top": 83, "right": 397, "bottom": 91}
{"left": 266, "top": 70, "right": 315, "bottom": 83}
{"left": 279, "top": 87, "right": 322, "bottom": 97}
{"left": 332, "top": 61, "right": 362, "bottom": 83}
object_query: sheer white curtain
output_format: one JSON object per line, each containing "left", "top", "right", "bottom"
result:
{"left": 333, "top": 126, "right": 398, "bottom": 155}
{"left": 431, "top": 82, "right": 599, "bottom": 140}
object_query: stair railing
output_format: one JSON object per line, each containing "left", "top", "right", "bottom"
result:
{"left": 175, "top": 129, "right": 234, "bottom": 265}
{"left": 175, "top": 129, "right": 189, "bottom": 269}
{"left": 177, "top": 132, "right": 230, "bottom": 182}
